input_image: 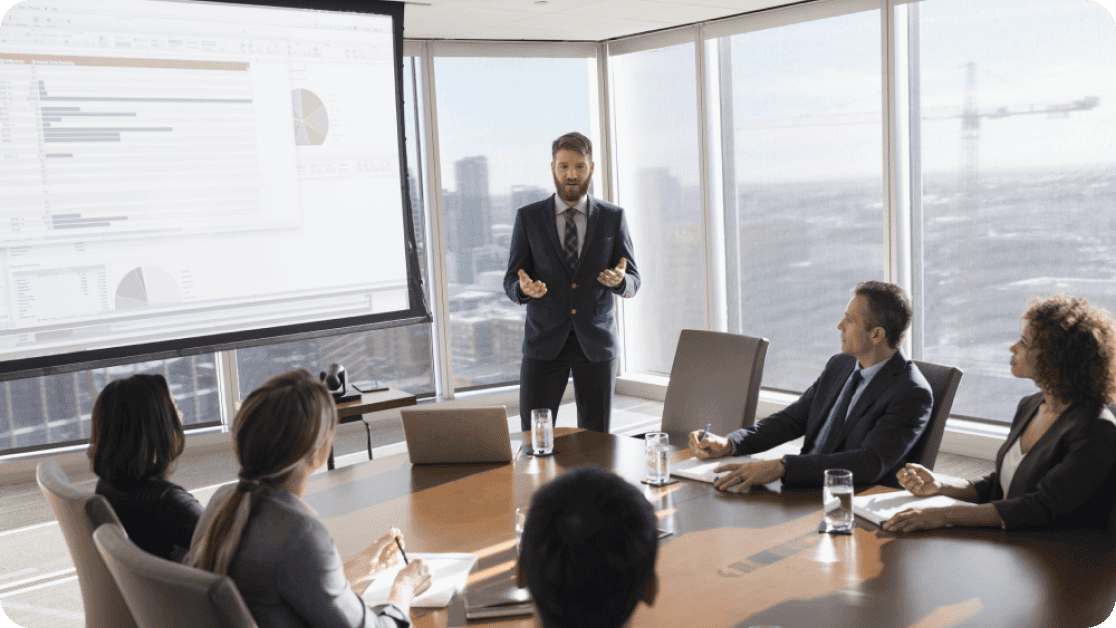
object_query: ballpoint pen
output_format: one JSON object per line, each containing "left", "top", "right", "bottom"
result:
{"left": 395, "top": 535, "right": 409, "bottom": 565}
{"left": 697, "top": 423, "right": 711, "bottom": 442}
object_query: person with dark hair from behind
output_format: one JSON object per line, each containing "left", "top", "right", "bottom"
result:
{"left": 517, "top": 465, "right": 659, "bottom": 628}
{"left": 89, "top": 373, "right": 202, "bottom": 561}
{"left": 885, "top": 295, "right": 1116, "bottom": 531}
{"left": 689, "top": 281, "right": 934, "bottom": 490}
{"left": 185, "top": 369, "right": 431, "bottom": 628}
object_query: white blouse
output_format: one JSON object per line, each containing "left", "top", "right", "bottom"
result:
{"left": 999, "top": 437, "right": 1026, "bottom": 499}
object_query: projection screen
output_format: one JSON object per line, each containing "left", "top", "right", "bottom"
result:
{"left": 0, "top": 0, "right": 427, "bottom": 379}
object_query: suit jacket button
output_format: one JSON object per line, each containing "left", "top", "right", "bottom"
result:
{"left": 571, "top": 309, "right": 576, "bottom": 315}
{"left": 572, "top": 283, "right": 577, "bottom": 289}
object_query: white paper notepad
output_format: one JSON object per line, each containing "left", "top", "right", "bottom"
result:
{"left": 361, "top": 553, "right": 478, "bottom": 608}
{"left": 852, "top": 491, "right": 970, "bottom": 526}
{"left": 671, "top": 455, "right": 756, "bottom": 483}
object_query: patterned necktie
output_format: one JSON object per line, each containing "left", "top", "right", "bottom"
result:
{"left": 814, "top": 369, "right": 864, "bottom": 455}
{"left": 562, "top": 208, "right": 579, "bottom": 270}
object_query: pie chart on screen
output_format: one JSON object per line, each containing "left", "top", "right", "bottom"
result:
{"left": 292, "top": 88, "right": 329, "bottom": 146}
{"left": 115, "top": 266, "right": 181, "bottom": 310}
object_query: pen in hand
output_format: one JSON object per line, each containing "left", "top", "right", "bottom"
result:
{"left": 697, "top": 423, "right": 712, "bottom": 443}
{"left": 395, "top": 535, "right": 409, "bottom": 565}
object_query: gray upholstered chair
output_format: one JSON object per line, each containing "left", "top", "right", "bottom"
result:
{"left": 35, "top": 459, "right": 138, "bottom": 628}
{"left": 639, "top": 329, "right": 769, "bottom": 446}
{"left": 908, "top": 360, "right": 964, "bottom": 470}
{"left": 93, "top": 522, "right": 258, "bottom": 628}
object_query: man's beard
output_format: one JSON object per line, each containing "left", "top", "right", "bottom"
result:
{"left": 553, "top": 171, "right": 591, "bottom": 203}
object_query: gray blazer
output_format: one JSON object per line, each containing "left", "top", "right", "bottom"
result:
{"left": 194, "top": 484, "right": 409, "bottom": 628}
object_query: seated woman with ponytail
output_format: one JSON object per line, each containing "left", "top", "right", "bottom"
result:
{"left": 185, "top": 369, "right": 431, "bottom": 628}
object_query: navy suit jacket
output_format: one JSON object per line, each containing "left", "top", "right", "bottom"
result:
{"left": 973, "top": 394, "right": 1116, "bottom": 530}
{"left": 503, "top": 194, "right": 639, "bottom": 363}
{"left": 727, "top": 351, "right": 932, "bottom": 487}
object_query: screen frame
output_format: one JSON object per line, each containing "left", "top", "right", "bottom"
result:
{"left": 0, "top": 0, "right": 430, "bottom": 382}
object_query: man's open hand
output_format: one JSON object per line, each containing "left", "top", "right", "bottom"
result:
{"left": 598, "top": 258, "right": 627, "bottom": 288}
{"left": 518, "top": 269, "right": 547, "bottom": 298}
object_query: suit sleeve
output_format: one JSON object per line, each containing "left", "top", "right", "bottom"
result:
{"left": 781, "top": 382, "right": 932, "bottom": 487}
{"left": 727, "top": 374, "right": 820, "bottom": 456}
{"left": 991, "top": 412, "right": 1116, "bottom": 530}
{"left": 609, "top": 210, "right": 639, "bottom": 298}
{"left": 504, "top": 209, "right": 533, "bottom": 304}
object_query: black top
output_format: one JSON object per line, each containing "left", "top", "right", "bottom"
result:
{"left": 973, "top": 394, "right": 1116, "bottom": 530}
{"left": 96, "top": 476, "right": 203, "bottom": 561}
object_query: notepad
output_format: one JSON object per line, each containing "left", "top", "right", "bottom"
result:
{"left": 852, "top": 490, "right": 971, "bottom": 526}
{"left": 360, "top": 552, "right": 478, "bottom": 608}
{"left": 670, "top": 455, "right": 756, "bottom": 483}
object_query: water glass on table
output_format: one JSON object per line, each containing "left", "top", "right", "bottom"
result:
{"left": 531, "top": 409, "right": 553, "bottom": 455}
{"left": 823, "top": 469, "right": 854, "bottom": 532}
{"left": 644, "top": 432, "right": 670, "bottom": 485}
{"left": 515, "top": 507, "right": 528, "bottom": 550}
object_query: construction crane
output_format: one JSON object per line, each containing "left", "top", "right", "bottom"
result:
{"left": 736, "top": 61, "right": 1099, "bottom": 192}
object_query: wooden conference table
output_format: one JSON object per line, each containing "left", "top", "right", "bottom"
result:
{"left": 302, "top": 428, "right": 1116, "bottom": 628}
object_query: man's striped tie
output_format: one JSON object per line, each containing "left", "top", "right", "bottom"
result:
{"left": 563, "top": 208, "right": 579, "bottom": 270}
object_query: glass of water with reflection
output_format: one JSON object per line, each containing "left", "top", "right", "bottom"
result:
{"left": 644, "top": 432, "right": 670, "bottom": 485}
{"left": 823, "top": 469, "right": 854, "bottom": 532}
{"left": 531, "top": 408, "right": 553, "bottom": 455}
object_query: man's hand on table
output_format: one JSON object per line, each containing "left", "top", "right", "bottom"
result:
{"left": 712, "top": 459, "right": 786, "bottom": 493}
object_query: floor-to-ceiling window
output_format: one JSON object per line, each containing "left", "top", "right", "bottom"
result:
{"left": 912, "top": 0, "right": 1116, "bottom": 422}
{"left": 431, "top": 44, "right": 600, "bottom": 390}
{"left": 711, "top": 3, "right": 886, "bottom": 392}
{"left": 610, "top": 33, "right": 707, "bottom": 376}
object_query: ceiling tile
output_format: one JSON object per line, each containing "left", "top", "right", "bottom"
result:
{"left": 690, "top": 0, "right": 778, "bottom": 11}
{"left": 561, "top": 0, "right": 677, "bottom": 20}
{"left": 553, "top": 17, "right": 670, "bottom": 40}
{"left": 470, "top": 0, "right": 602, "bottom": 11}
{"left": 466, "top": 24, "right": 562, "bottom": 39}
{"left": 637, "top": 3, "right": 740, "bottom": 22}
{"left": 510, "top": 12, "right": 604, "bottom": 31}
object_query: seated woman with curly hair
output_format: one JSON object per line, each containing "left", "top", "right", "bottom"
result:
{"left": 885, "top": 295, "right": 1116, "bottom": 532}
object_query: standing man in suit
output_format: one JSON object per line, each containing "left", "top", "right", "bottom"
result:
{"left": 689, "top": 281, "right": 933, "bottom": 489}
{"left": 503, "top": 132, "right": 639, "bottom": 433}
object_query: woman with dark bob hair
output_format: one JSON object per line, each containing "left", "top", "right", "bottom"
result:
{"left": 89, "top": 373, "right": 203, "bottom": 560}
{"left": 885, "top": 295, "right": 1116, "bottom": 532}
{"left": 185, "top": 369, "right": 430, "bottom": 628}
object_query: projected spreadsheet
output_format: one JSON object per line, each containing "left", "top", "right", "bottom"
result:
{"left": 0, "top": 0, "right": 410, "bottom": 362}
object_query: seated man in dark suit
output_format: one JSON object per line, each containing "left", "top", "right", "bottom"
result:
{"left": 517, "top": 466, "right": 659, "bottom": 628}
{"left": 689, "top": 281, "right": 933, "bottom": 490}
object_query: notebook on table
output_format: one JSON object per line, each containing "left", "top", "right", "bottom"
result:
{"left": 360, "top": 552, "right": 478, "bottom": 608}
{"left": 671, "top": 455, "right": 757, "bottom": 483}
{"left": 852, "top": 490, "right": 971, "bottom": 526}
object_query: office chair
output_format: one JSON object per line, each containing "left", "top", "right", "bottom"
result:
{"left": 93, "top": 523, "right": 259, "bottom": 628}
{"left": 637, "top": 329, "right": 769, "bottom": 447}
{"left": 35, "top": 459, "right": 138, "bottom": 628}
{"left": 907, "top": 360, "right": 964, "bottom": 470}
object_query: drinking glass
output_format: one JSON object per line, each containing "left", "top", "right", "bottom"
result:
{"left": 515, "top": 507, "right": 528, "bottom": 549}
{"left": 644, "top": 432, "right": 670, "bottom": 485}
{"left": 531, "top": 409, "right": 553, "bottom": 455}
{"left": 823, "top": 469, "right": 854, "bottom": 532}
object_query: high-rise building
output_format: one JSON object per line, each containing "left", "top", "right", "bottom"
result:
{"left": 448, "top": 156, "right": 492, "bottom": 284}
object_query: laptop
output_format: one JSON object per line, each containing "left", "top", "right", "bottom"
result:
{"left": 400, "top": 406, "right": 515, "bottom": 464}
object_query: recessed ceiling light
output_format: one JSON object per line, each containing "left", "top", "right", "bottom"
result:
{"left": 535, "top": 1, "right": 548, "bottom": 4}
